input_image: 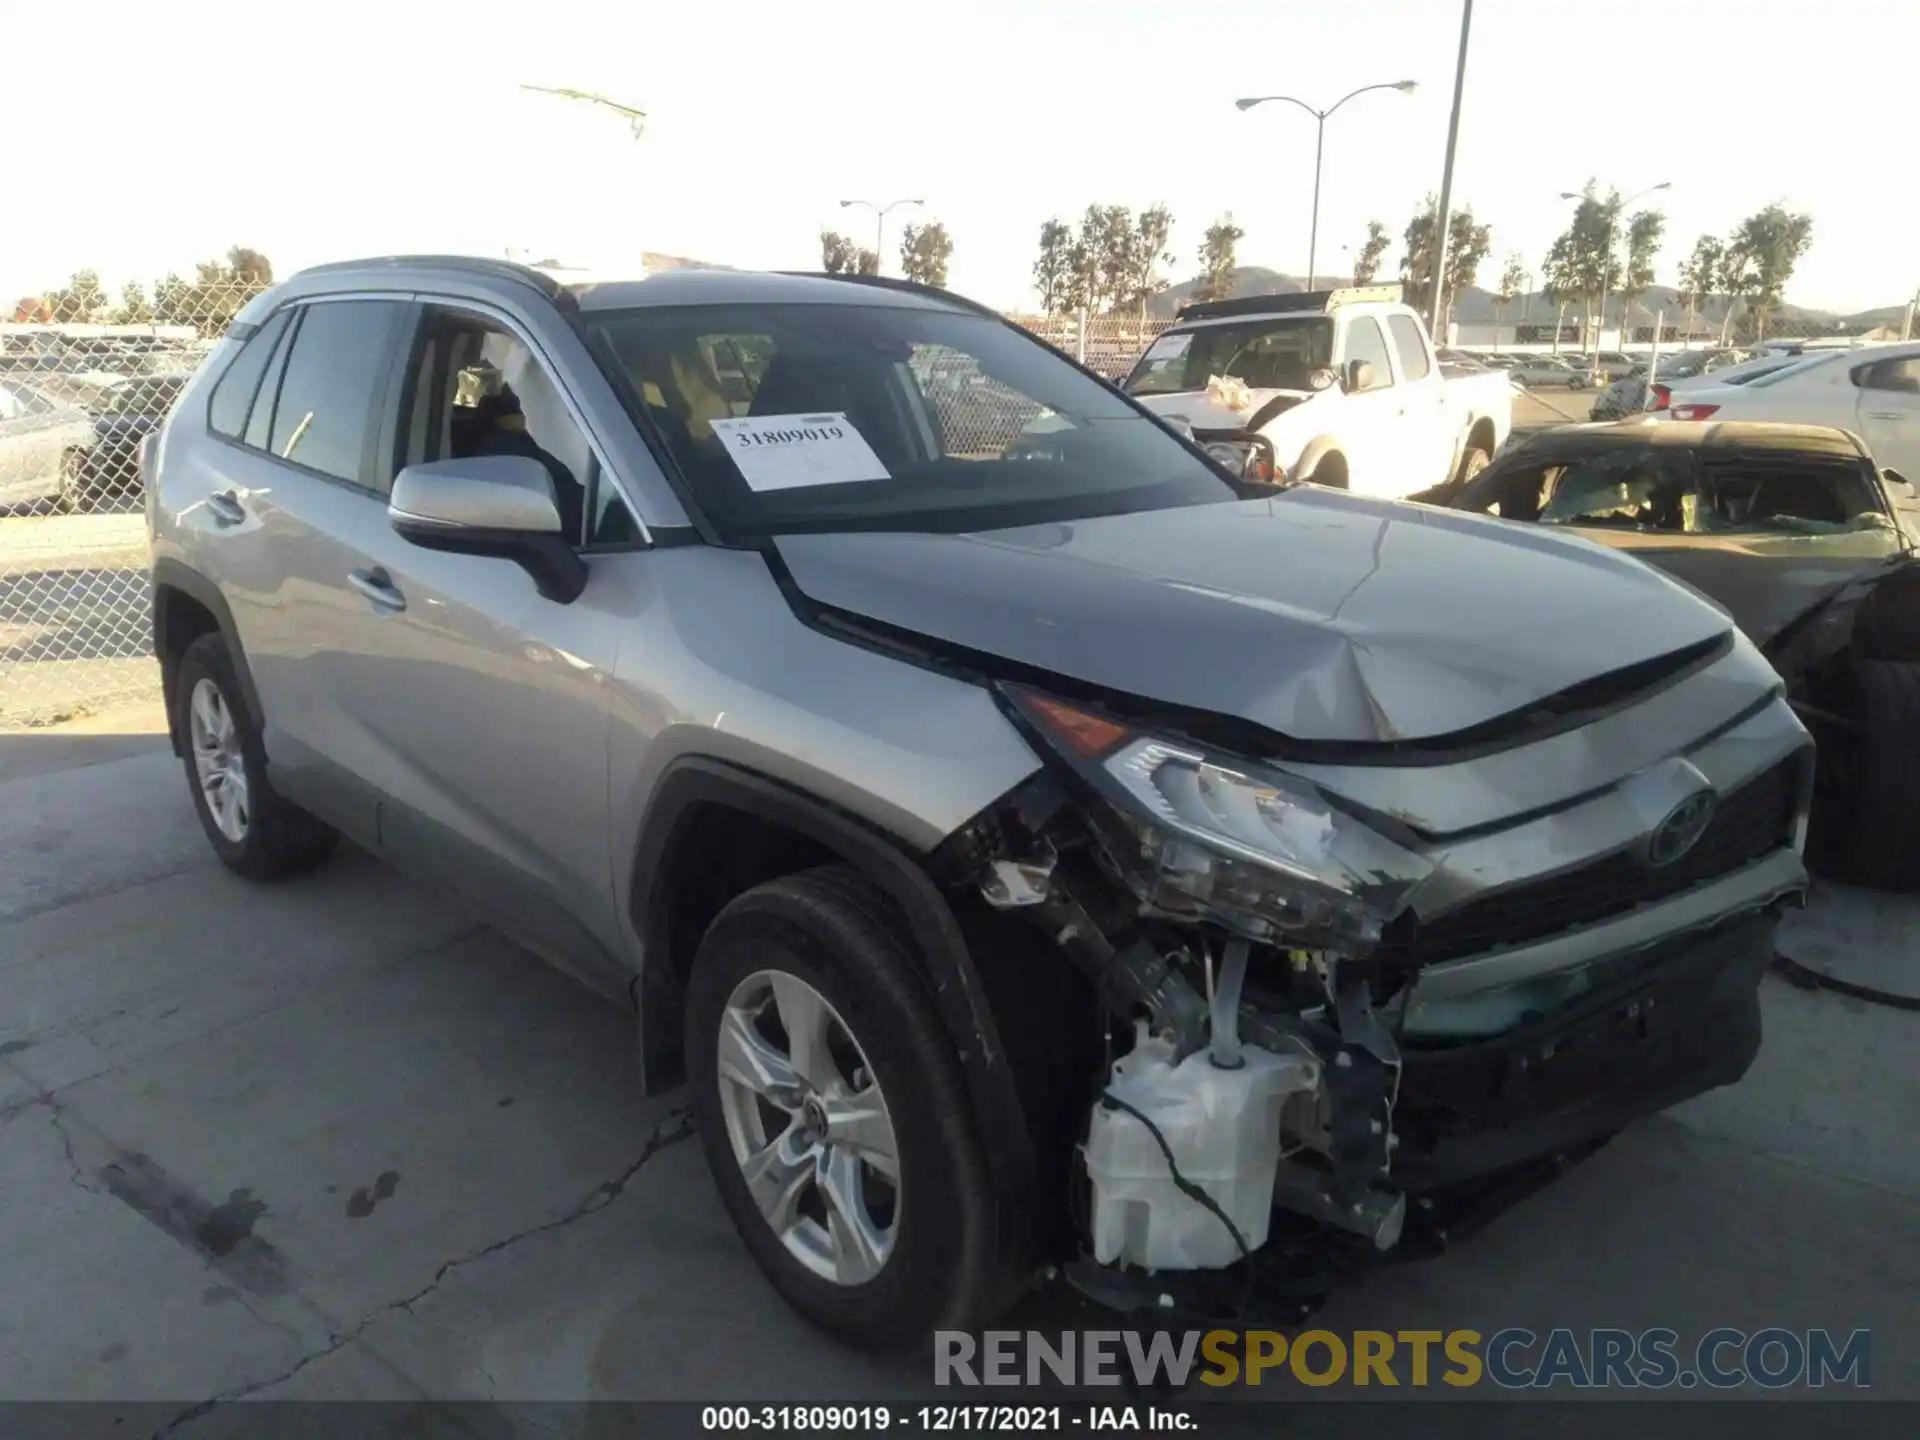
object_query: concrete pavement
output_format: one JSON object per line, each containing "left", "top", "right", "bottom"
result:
{"left": 0, "top": 705, "right": 1914, "bottom": 1430}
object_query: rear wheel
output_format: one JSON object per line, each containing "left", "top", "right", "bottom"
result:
{"left": 685, "top": 865, "right": 1001, "bottom": 1348}
{"left": 174, "top": 633, "right": 338, "bottom": 879}
{"left": 54, "top": 450, "right": 90, "bottom": 515}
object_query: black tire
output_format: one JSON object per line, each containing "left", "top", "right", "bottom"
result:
{"left": 1453, "top": 443, "right": 1492, "bottom": 489}
{"left": 685, "top": 864, "right": 1002, "bottom": 1349}
{"left": 55, "top": 450, "right": 90, "bottom": 515}
{"left": 1850, "top": 659, "right": 1920, "bottom": 891}
{"left": 1309, "top": 453, "right": 1349, "bottom": 489}
{"left": 174, "top": 632, "right": 338, "bottom": 880}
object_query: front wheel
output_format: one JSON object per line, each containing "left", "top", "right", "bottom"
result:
{"left": 685, "top": 865, "right": 1002, "bottom": 1348}
{"left": 1453, "top": 443, "right": 1493, "bottom": 489}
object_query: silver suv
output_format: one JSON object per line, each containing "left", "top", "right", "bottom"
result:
{"left": 146, "top": 257, "right": 1812, "bottom": 1345}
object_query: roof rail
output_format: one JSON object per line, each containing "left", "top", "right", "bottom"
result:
{"left": 774, "top": 270, "right": 1003, "bottom": 321}
{"left": 1175, "top": 283, "right": 1408, "bottom": 322}
{"left": 289, "top": 255, "right": 577, "bottom": 309}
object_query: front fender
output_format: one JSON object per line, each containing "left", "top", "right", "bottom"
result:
{"left": 627, "top": 755, "right": 1037, "bottom": 1197}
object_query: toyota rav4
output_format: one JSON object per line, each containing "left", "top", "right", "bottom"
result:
{"left": 145, "top": 257, "right": 1812, "bottom": 1346}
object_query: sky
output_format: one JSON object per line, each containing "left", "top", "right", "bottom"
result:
{"left": 5, "top": 0, "right": 1916, "bottom": 316}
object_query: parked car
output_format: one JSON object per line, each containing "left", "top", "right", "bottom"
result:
{"left": 1429, "top": 420, "right": 1919, "bottom": 887}
{"left": 0, "top": 378, "right": 97, "bottom": 511}
{"left": 1632, "top": 351, "right": 1822, "bottom": 416}
{"left": 67, "top": 373, "right": 192, "bottom": 511}
{"left": 1120, "top": 287, "right": 1513, "bottom": 495}
{"left": 1591, "top": 348, "right": 1747, "bottom": 419}
{"left": 1654, "top": 344, "right": 1920, "bottom": 481}
{"left": 148, "top": 256, "right": 1811, "bottom": 1345}
{"left": 1509, "top": 355, "right": 1594, "bottom": 389}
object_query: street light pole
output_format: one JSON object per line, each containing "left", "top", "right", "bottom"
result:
{"left": 1428, "top": 0, "right": 1474, "bottom": 339}
{"left": 1235, "top": 79, "right": 1417, "bottom": 291}
{"left": 839, "top": 198, "right": 924, "bottom": 276}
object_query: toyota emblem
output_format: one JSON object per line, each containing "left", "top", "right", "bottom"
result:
{"left": 1647, "top": 791, "right": 1717, "bottom": 867}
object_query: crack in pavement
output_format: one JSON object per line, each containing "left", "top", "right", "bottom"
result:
{"left": 148, "top": 1104, "right": 695, "bottom": 1438}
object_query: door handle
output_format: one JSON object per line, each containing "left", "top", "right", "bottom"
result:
{"left": 348, "top": 566, "right": 407, "bottom": 612}
{"left": 206, "top": 490, "right": 246, "bottom": 526}
{"left": 1865, "top": 411, "right": 1906, "bottom": 421}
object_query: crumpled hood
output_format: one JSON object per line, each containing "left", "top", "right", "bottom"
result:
{"left": 773, "top": 489, "right": 1734, "bottom": 746}
{"left": 1133, "top": 388, "right": 1311, "bottom": 432}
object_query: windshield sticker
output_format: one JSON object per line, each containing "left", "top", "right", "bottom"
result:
{"left": 710, "top": 413, "right": 891, "bottom": 491}
{"left": 1143, "top": 333, "right": 1192, "bottom": 362}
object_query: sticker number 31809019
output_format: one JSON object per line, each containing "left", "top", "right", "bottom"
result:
{"left": 709, "top": 412, "right": 892, "bottom": 492}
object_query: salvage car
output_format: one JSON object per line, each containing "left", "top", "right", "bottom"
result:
{"left": 1119, "top": 286, "right": 1513, "bottom": 497}
{"left": 148, "top": 257, "right": 1811, "bottom": 1345}
{"left": 1430, "top": 420, "right": 1919, "bottom": 888}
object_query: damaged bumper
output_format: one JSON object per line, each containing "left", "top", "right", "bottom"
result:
{"left": 953, "top": 661, "right": 1813, "bottom": 1288}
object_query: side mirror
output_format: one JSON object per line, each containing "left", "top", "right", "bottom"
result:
{"left": 389, "top": 455, "right": 588, "bottom": 604}
{"left": 1344, "top": 359, "right": 1376, "bottom": 393}
{"left": 1883, "top": 469, "right": 1915, "bottom": 498}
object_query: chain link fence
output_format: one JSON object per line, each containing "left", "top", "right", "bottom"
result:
{"left": 1, "top": 279, "right": 255, "bottom": 726}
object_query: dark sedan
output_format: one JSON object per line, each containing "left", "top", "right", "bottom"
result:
{"left": 1427, "top": 420, "right": 1920, "bottom": 889}
{"left": 71, "top": 373, "right": 191, "bottom": 510}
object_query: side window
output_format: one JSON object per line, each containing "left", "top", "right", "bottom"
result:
{"left": 1857, "top": 357, "right": 1920, "bottom": 395}
{"left": 244, "top": 309, "right": 298, "bottom": 451}
{"left": 266, "top": 301, "right": 405, "bottom": 488}
{"left": 1342, "top": 318, "right": 1394, "bottom": 391}
{"left": 1387, "top": 315, "right": 1433, "bottom": 381}
{"left": 401, "top": 308, "right": 605, "bottom": 545}
{"left": 207, "top": 309, "right": 292, "bottom": 440}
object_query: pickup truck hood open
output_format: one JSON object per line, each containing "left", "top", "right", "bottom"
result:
{"left": 773, "top": 488, "right": 1733, "bottom": 746}
{"left": 1132, "top": 388, "right": 1311, "bottom": 432}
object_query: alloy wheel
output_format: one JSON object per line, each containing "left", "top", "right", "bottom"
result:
{"left": 715, "top": 969, "right": 900, "bottom": 1286}
{"left": 188, "top": 677, "right": 250, "bottom": 843}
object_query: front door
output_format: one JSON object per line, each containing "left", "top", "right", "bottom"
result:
{"left": 327, "top": 303, "right": 637, "bottom": 982}
{"left": 1386, "top": 312, "right": 1456, "bottom": 492}
{"left": 1334, "top": 315, "right": 1400, "bottom": 493}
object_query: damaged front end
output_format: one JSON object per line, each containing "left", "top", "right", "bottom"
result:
{"left": 936, "top": 676, "right": 1811, "bottom": 1318}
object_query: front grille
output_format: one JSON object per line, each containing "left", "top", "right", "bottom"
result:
{"left": 1383, "top": 757, "right": 1799, "bottom": 969}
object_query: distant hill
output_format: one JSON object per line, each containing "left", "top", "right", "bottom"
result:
{"left": 1149, "top": 269, "right": 1904, "bottom": 332}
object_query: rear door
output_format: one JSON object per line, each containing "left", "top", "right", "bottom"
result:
{"left": 1386, "top": 312, "right": 1456, "bottom": 493}
{"left": 187, "top": 297, "right": 411, "bottom": 836}
{"left": 1852, "top": 354, "right": 1920, "bottom": 479}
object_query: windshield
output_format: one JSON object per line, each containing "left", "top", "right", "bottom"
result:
{"left": 586, "top": 303, "right": 1236, "bottom": 536}
{"left": 1533, "top": 448, "right": 1893, "bottom": 534}
{"left": 102, "top": 377, "right": 186, "bottom": 414}
{"left": 1122, "top": 316, "right": 1335, "bottom": 396}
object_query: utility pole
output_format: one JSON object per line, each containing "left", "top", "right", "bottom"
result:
{"left": 1428, "top": 0, "right": 1474, "bottom": 340}
{"left": 839, "top": 198, "right": 924, "bottom": 277}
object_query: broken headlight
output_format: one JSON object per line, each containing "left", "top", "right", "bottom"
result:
{"left": 1005, "top": 689, "right": 1432, "bottom": 951}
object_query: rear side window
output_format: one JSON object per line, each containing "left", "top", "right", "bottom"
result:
{"left": 266, "top": 301, "right": 405, "bottom": 488}
{"left": 207, "top": 310, "right": 292, "bottom": 439}
{"left": 1386, "top": 315, "right": 1432, "bottom": 381}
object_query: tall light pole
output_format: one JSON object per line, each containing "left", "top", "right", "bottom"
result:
{"left": 839, "top": 198, "right": 924, "bottom": 276}
{"left": 520, "top": 84, "right": 648, "bottom": 137}
{"left": 1558, "top": 181, "right": 1671, "bottom": 354}
{"left": 1427, "top": 0, "right": 1475, "bottom": 339}
{"left": 1235, "top": 80, "right": 1417, "bottom": 291}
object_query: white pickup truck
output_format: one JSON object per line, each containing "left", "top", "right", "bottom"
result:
{"left": 1121, "top": 286, "right": 1514, "bottom": 499}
